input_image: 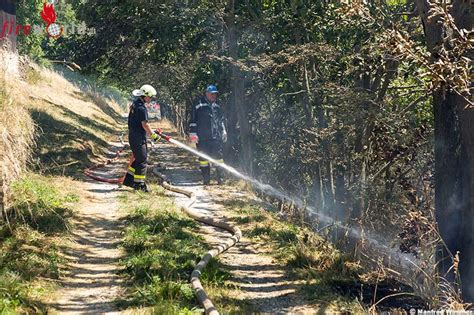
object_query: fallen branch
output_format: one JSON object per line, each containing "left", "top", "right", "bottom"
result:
{"left": 47, "top": 60, "right": 82, "bottom": 71}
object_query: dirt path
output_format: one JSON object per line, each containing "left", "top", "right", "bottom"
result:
{"left": 49, "top": 142, "right": 126, "bottom": 314}
{"left": 151, "top": 131, "right": 315, "bottom": 314}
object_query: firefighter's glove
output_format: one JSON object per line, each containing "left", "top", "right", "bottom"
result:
{"left": 151, "top": 131, "right": 161, "bottom": 142}
{"left": 189, "top": 133, "right": 198, "bottom": 143}
{"left": 222, "top": 131, "right": 228, "bottom": 143}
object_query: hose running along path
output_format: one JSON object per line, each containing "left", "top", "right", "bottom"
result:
{"left": 153, "top": 168, "right": 242, "bottom": 315}
{"left": 85, "top": 136, "right": 241, "bottom": 313}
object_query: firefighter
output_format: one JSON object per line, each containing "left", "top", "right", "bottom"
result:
{"left": 123, "top": 84, "right": 161, "bottom": 192}
{"left": 188, "top": 85, "right": 227, "bottom": 185}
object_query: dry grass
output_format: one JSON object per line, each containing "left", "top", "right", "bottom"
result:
{"left": 220, "top": 194, "right": 431, "bottom": 312}
{"left": 1, "top": 49, "right": 126, "bottom": 312}
{"left": 155, "top": 118, "right": 175, "bottom": 131}
{"left": 10, "top": 62, "right": 128, "bottom": 177}
{"left": 1, "top": 49, "right": 35, "bottom": 219}
{"left": 1, "top": 49, "right": 124, "bottom": 212}
{"left": 0, "top": 49, "right": 127, "bottom": 218}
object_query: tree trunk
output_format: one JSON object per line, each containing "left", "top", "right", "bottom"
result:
{"left": 456, "top": 94, "right": 474, "bottom": 302}
{"left": 334, "top": 127, "right": 347, "bottom": 221}
{"left": 222, "top": 95, "right": 240, "bottom": 165}
{"left": 416, "top": 0, "right": 474, "bottom": 302}
{"left": 225, "top": 0, "right": 254, "bottom": 174}
{"left": 351, "top": 72, "right": 371, "bottom": 221}
{"left": 451, "top": 0, "right": 474, "bottom": 302}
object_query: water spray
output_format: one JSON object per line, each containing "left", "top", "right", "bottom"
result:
{"left": 154, "top": 129, "right": 422, "bottom": 269}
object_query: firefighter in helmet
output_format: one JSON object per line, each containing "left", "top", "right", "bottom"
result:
{"left": 188, "top": 85, "right": 227, "bottom": 185}
{"left": 123, "top": 84, "right": 161, "bottom": 192}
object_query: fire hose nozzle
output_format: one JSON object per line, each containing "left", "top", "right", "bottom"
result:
{"left": 155, "top": 128, "right": 171, "bottom": 142}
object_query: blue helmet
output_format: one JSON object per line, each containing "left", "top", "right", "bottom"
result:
{"left": 206, "top": 85, "right": 218, "bottom": 93}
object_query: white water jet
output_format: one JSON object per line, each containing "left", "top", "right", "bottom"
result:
{"left": 168, "top": 138, "right": 422, "bottom": 269}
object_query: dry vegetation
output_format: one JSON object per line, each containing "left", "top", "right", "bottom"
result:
{"left": 1, "top": 50, "right": 35, "bottom": 217}
{"left": 1, "top": 49, "right": 126, "bottom": 213}
{"left": 213, "top": 188, "right": 429, "bottom": 313}
{"left": 0, "top": 49, "right": 127, "bottom": 312}
{"left": 22, "top": 64, "right": 125, "bottom": 177}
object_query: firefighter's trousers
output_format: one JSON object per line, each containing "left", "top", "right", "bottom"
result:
{"left": 123, "top": 135, "right": 148, "bottom": 187}
{"left": 196, "top": 139, "right": 224, "bottom": 184}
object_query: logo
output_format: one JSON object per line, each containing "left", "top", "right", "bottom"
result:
{"left": 0, "top": 0, "right": 95, "bottom": 42}
{"left": 40, "top": 1, "right": 63, "bottom": 39}
{"left": 1, "top": 21, "right": 31, "bottom": 40}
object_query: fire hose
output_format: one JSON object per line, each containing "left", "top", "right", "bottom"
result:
{"left": 152, "top": 129, "right": 242, "bottom": 315}
{"left": 84, "top": 129, "right": 242, "bottom": 314}
{"left": 83, "top": 134, "right": 130, "bottom": 184}
{"left": 83, "top": 129, "right": 171, "bottom": 184}
{"left": 152, "top": 169, "right": 241, "bottom": 315}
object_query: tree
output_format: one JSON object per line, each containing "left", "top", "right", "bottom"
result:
{"left": 224, "top": 0, "right": 254, "bottom": 175}
{"left": 416, "top": 0, "right": 473, "bottom": 302}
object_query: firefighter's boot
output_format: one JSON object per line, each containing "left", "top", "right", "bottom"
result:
{"left": 216, "top": 168, "right": 224, "bottom": 185}
{"left": 201, "top": 166, "right": 211, "bottom": 185}
{"left": 200, "top": 160, "right": 211, "bottom": 185}
{"left": 134, "top": 182, "right": 149, "bottom": 192}
{"left": 123, "top": 174, "right": 134, "bottom": 188}
{"left": 123, "top": 166, "right": 135, "bottom": 188}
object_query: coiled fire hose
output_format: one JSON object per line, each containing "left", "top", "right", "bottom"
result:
{"left": 151, "top": 131, "right": 242, "bottom": 315}
{"left": 84, "top": 134, "right": 130, "bottom": 183}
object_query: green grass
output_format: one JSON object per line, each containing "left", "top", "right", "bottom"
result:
{"left": 119, "top": 184, "right": 247, "bottom": 314}
{"left": 0, "top": 270, "right": 27, "bottom": 313}
{"left": 25, "top": 67, "right": 42, "bottom": 85}
{"left": 0, "top": 175, "right": 79, "bottom": 313}
{"left": 9, "top": 175, "right": 78, "bottom": 232}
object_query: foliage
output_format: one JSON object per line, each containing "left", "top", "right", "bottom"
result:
{"left": 15, "top": 0, "right": 473, "bottom": 305}
{"left": 16, "top": 0, "right": 84, "bottom": 62}
{"left": 0, "top": 270, "right": 26, "bottom": 313}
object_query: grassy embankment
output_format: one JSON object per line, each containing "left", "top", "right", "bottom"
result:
{"left": 1, "top": 60, "right": 126, "bottom": 313}
{"left": 0, "top": 175, "right": 79, "bottom": 313}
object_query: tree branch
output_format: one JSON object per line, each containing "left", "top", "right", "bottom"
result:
{"left": 280, "top": 90, "right": 307, "bottom": 97}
